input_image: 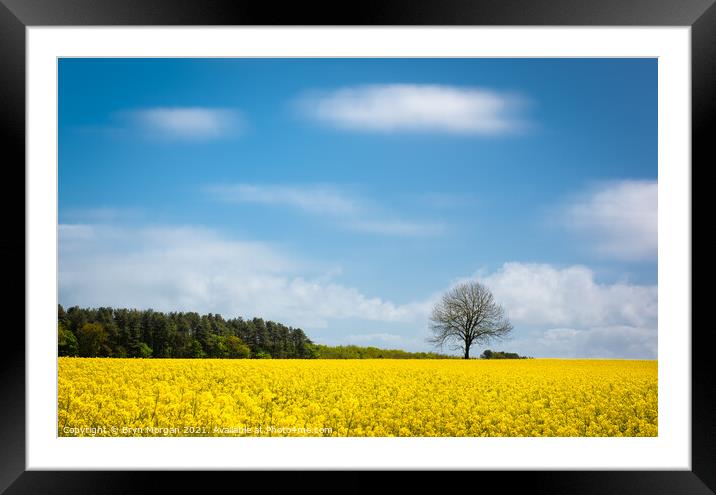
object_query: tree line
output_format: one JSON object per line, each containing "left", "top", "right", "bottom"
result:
{"left": 57, "top": 306, "right": 455, "bottom": 359}
{"left": 479, "top": 349, "right": 532, "bottom": 359}
{"left": 58, "top": 305, "right": 314, "bottom": 359}
{"left": 311, "top": 344, "right": 454, "bottom": 359}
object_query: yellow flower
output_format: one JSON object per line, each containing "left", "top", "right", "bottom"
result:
{"left": 58, "top": 357, "right": 657, "bottom": 437}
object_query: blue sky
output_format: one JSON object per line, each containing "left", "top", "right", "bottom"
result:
{"left": 58, "top": 58, "right": 657, "bottom": 358}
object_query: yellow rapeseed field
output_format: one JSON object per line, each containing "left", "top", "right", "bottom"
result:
{"left": 58, "top": 358, "right": 657, "bottom": 437}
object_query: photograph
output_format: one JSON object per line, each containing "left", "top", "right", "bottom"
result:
{"left": 57, "top": 57, "right": 658, "bottom": 438}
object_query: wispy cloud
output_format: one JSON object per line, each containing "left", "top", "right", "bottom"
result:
{"left": 59, "top": 224, "right": 427, "bottom": 330}
{"left": 208, "top": 184, "right": 359, "bottom": 216}
{"left": 419, "top": 192, "right": 482, "bottom": 210}
{"left": 560, "top": 180, "right": 657, "bottom": 261}
{"left": 60, "top": 207, "right": 143, "bottom": 223}
{"left": 128, "top": 107, "right": 243, "bottom": 140}
{"left": 297, "top": 84, "right": 528, "bottom": 135}
{"left": 346, "top": 333, "right": 403, "bottom": 344}
{"left": 206, "top": 183, "right": 445, "bottom": 237}
{"left": 349, "top": 220, "right": 443, "bottom": 237}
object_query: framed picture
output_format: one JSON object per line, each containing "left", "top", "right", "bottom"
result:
{"left": 4, "top": 0, "right": 710, "bottom": 492}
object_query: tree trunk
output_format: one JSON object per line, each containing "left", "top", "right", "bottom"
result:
{"left": 464, "top": 347, "right": 470, "bottom": 359}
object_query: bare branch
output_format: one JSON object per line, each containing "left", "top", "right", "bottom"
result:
{"left": 428, "top": 281, "right": 513, "bottom": 359}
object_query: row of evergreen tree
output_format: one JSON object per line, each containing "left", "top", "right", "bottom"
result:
{"left": 58, "top": 305, "right": 315, "bottom": 359}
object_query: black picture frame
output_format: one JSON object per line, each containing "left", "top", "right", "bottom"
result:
{"left": 2, "top": 0, "right": 710, "bottom": 493}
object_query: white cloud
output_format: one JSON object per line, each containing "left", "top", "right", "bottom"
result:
{"left": 349, "top": 219, "right": 444, "bottom": 237}
{"left": 331, "top": 261, "right": 657, "bottom": 358}
{"left": 298, "top": 84, "right": 527, "bottom": 135}
{"left": 480, "top": 262, "right": 657, "bottom": 328}
{"left": 59, "top": 224, "right": 426, "bottom": 330}
{"left": 58, "top": 225, "right": 657, "bottom": 358}
{"left": 207, "top": 183, "right": 444, "bottom": 237}
{"left": 58, "top": 224, "right": 96, "bottom": 241}
{"left": 507, "top": 326, "right": 657, "bottom": 359}
{"left": 208, "top": 184, "right": 359, "bottom": 216}
{"left": 346, "top": 333, "right": 403, "bottom": 344}
{"left": 471, "top": 262, "right": 657, "bottom": 359}
{"left": 562, "top": 180, "right": 657, "bottom": 261}
{"left": 130, "top": 107, "right": 242, "bottom": 139}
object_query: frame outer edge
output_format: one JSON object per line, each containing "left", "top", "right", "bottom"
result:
{"left": 0, "top": 0, "right": 714, "bottom": 26}
{"left": 0, "top": 1, "right": 27, "bottom": 494}
{"left": 2, "top": 0, "right": 713, "bottom": 492}
{"left": 692, "top": 1, "right": 716, "bottom": 492}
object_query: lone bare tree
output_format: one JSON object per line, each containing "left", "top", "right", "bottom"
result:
{"left": 428, "top": 281, "right": 513, "bottom": 359}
